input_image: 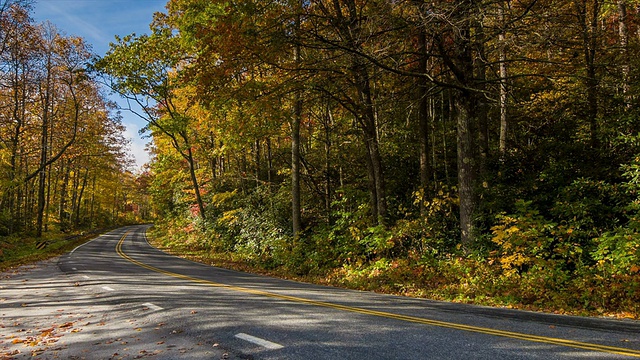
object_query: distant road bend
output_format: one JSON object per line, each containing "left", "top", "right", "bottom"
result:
{"left": 56, "top": 225, "right": 640, "bottom": 359}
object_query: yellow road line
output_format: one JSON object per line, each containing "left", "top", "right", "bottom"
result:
{"left": 115, "top": 232, "right": 640, "bottom": 358}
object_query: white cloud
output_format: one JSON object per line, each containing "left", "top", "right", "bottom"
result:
{"left": 122, "top": 121, "right": 150, "bottom": 172}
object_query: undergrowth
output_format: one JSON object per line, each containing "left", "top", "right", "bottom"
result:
{"left": 149, "top": 213, "right": 640, "bottom": 320}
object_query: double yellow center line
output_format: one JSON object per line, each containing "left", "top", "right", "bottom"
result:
{"left": 116, "top": 231, "right": 640, "bottom": 357}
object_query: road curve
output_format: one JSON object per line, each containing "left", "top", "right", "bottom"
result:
{"left": 6, "top": 225, "right": 640, "bottom": 359}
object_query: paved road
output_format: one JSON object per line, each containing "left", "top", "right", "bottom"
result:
{"left": 2, "top": 225, "right": 640, "bottom": 359}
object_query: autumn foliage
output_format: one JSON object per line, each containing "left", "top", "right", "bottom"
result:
{"left": 0, "top": 0, "right": 151, "bottom": 254}
{"left": 95, "top": 0, "right": 640, "bottom": 317}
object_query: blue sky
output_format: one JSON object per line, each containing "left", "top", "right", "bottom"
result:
{"left": 33, "top": 0, "right": 169, "bottom": 171}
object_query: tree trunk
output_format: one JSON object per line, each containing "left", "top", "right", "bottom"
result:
{"left": 254, "top": 139, "right": 261, "bottom": 187}
{"left": 578, "top": 0, "right": 600, "bottom": 148}
{"left": 445, "top": 0, "right": 480, "bottom": 247}
{"left": 267, "top": 137, "right": 273, "bottom": 186}
{"left": 35, "top": 56, "right": 52, "bottom": 238}
{"left": 74, "top": 168, "right": 88, "bottom": 227}
{"left": 499, "top": 1, "right": 509, "bottom": 156}
{"left": 292, "top": 4, "right": 303, "bottom": 238}
{"left": 292, "top": 93, "right": 302, "bottom": 237}
{"left": 455, "top": 91, "right": 477, "bottom": 248}
{"left": 186, "top": 146, "right": 206, "bottom": 221}
{"left": 618, "top": 0, "right": 631, "bottom": 107}
{"left": 474, "top": 17, "right": 489, "bottom": 178}
{"left": 324, "top": 103, "right": 333, "bottom": 221}
{"left": 417, "top": 27, "right": 432, "bottom": 216}
{"left": 70, "top": 165, "right": 80, "bottom": 226}
{"left": 59, "top": 159, "right": 70, "bottom": 232}
{"left": 354, "top": 59, "right": 387, "bottom": 223}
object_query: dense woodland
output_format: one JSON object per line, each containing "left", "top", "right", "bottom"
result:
{"left": 96, "top": 0, "right": 640, "bottom": 316}
{"left": 0, "top": 1, "right": 149, "bottom": 241}
{"left": 3, "top": 0, "right": 640, "bottom": 316}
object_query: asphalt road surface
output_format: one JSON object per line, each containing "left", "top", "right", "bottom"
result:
{"left": 2, "top": 225, "right": 640, "bottom": 359}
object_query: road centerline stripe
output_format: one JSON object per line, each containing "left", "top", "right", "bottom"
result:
{"left": 235, "top": 333, "right": 284, "bottom": 350}
{"left": 115, "top": 231, "right": 640, "bottom": 358}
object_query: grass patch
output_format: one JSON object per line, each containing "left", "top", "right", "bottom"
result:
{"left": 0, "top": 229, "right": 109, "bottom": 272}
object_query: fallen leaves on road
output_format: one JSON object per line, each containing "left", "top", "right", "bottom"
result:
{"left": 133, "top": 349, "right": 163, "bottom": 358}
{"left": 10, "top": 322, "right": 75, "bottom": 347}
{"left": 3, "top": 321, "right": 78, "bottom": 359}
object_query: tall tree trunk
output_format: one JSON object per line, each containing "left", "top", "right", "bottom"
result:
{"left": 43, "top": 161, "right": 53, "bottom": 232}
{"left": 455, "top": 91, "right": 477, "bottom": 247}
{"left": 71, "top": 165, "right": 80, "bottom": 227}
{"left": 354, "top": 59, "right": 387, "bottom": 223}
{"left": 474, "top": 17, "right": 489, "bottom": 178}
{"left": 89, "top": 174, "right": 97, "bottom": 225}
{"left": 324, "top": 102, "right": 333, "bottom": 221}
{"left": 442, "top": 90, "right": 451, "bottom": 182}
{"left": 209, "top": 134, "right": 217, "bottom": 180}
{"left": 292, "top": 3, "right": 303, "bottom": 238}
{"left": 417, "top": 25, "right": 432, "bottom": 216}
{"left": 323, "top": 0, "right": 387, "bottom": 224}
{"left": 441, "top": 0, "right": 480, "bottom": 247}
{"left": 59, "top": 159, "right": 70, "bottom": 232}
{"left": 499, "top": 1, "right": 509, "bottom": 156}
{"left": 292, "top": 92, "right": 302, "bottom": 237}
{"left": 254, "top": 139, "right": 261, "bottom": 187}
{"left": 186, "top": 146, "right": 206, "bottom": 221}
{"left": 267, "top": 137, "right": 273, "bottom": 186}
{"left": 8, "top": 61, "right": 26, "bottom": 234}
{"left": 578, "top": 0, "right": 600, "bottom": 148}
{"left": 618, "top": 0, "right": 631, "bottom": 108}
{"left": 74, "top": 168, "right": 88, "bottom": 227}
{"left": 36, "top": 55, "right": 52, "bottom": 238}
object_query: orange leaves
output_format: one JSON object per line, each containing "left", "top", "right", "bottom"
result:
{"left": 7, "top": 321, "right": 75, "bottom": 352}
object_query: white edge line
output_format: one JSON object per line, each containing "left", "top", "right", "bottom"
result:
{"left": 69, "top": 230, "right": 112, "bottom": 254}
{"left": 141, "top": 302, "right": 164, "bottom": 311}
{"left": 235, "top": 333, "right": 284, "bottom": 350}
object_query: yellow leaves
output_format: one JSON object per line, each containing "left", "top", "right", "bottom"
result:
{"left": 499, "top": 253, "right": 528, "bottom": 270}
{"left": 219, "top": 209, "right": 240, "bottom": 227}
{"left": 9, "top": 321, "right": 77, "bottom": 351}
{"left": 210, "top": 190, "right": 237, "bottom": 207}
{"left": 348, "top": 226, "right": 362, "bottom": 242}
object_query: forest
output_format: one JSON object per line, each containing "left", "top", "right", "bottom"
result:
{"left": 3, "top": 0, "right": 640, "bottom": 317}
{"left": 0, "top": 0, "right": 150, "bottom": 260}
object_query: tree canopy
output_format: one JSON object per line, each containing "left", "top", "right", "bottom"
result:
{"left": 18, "top": 0, "right": 640, "bottom": 316}
{"left": 0, "top": 0, "right": 150, "bottom": 240}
